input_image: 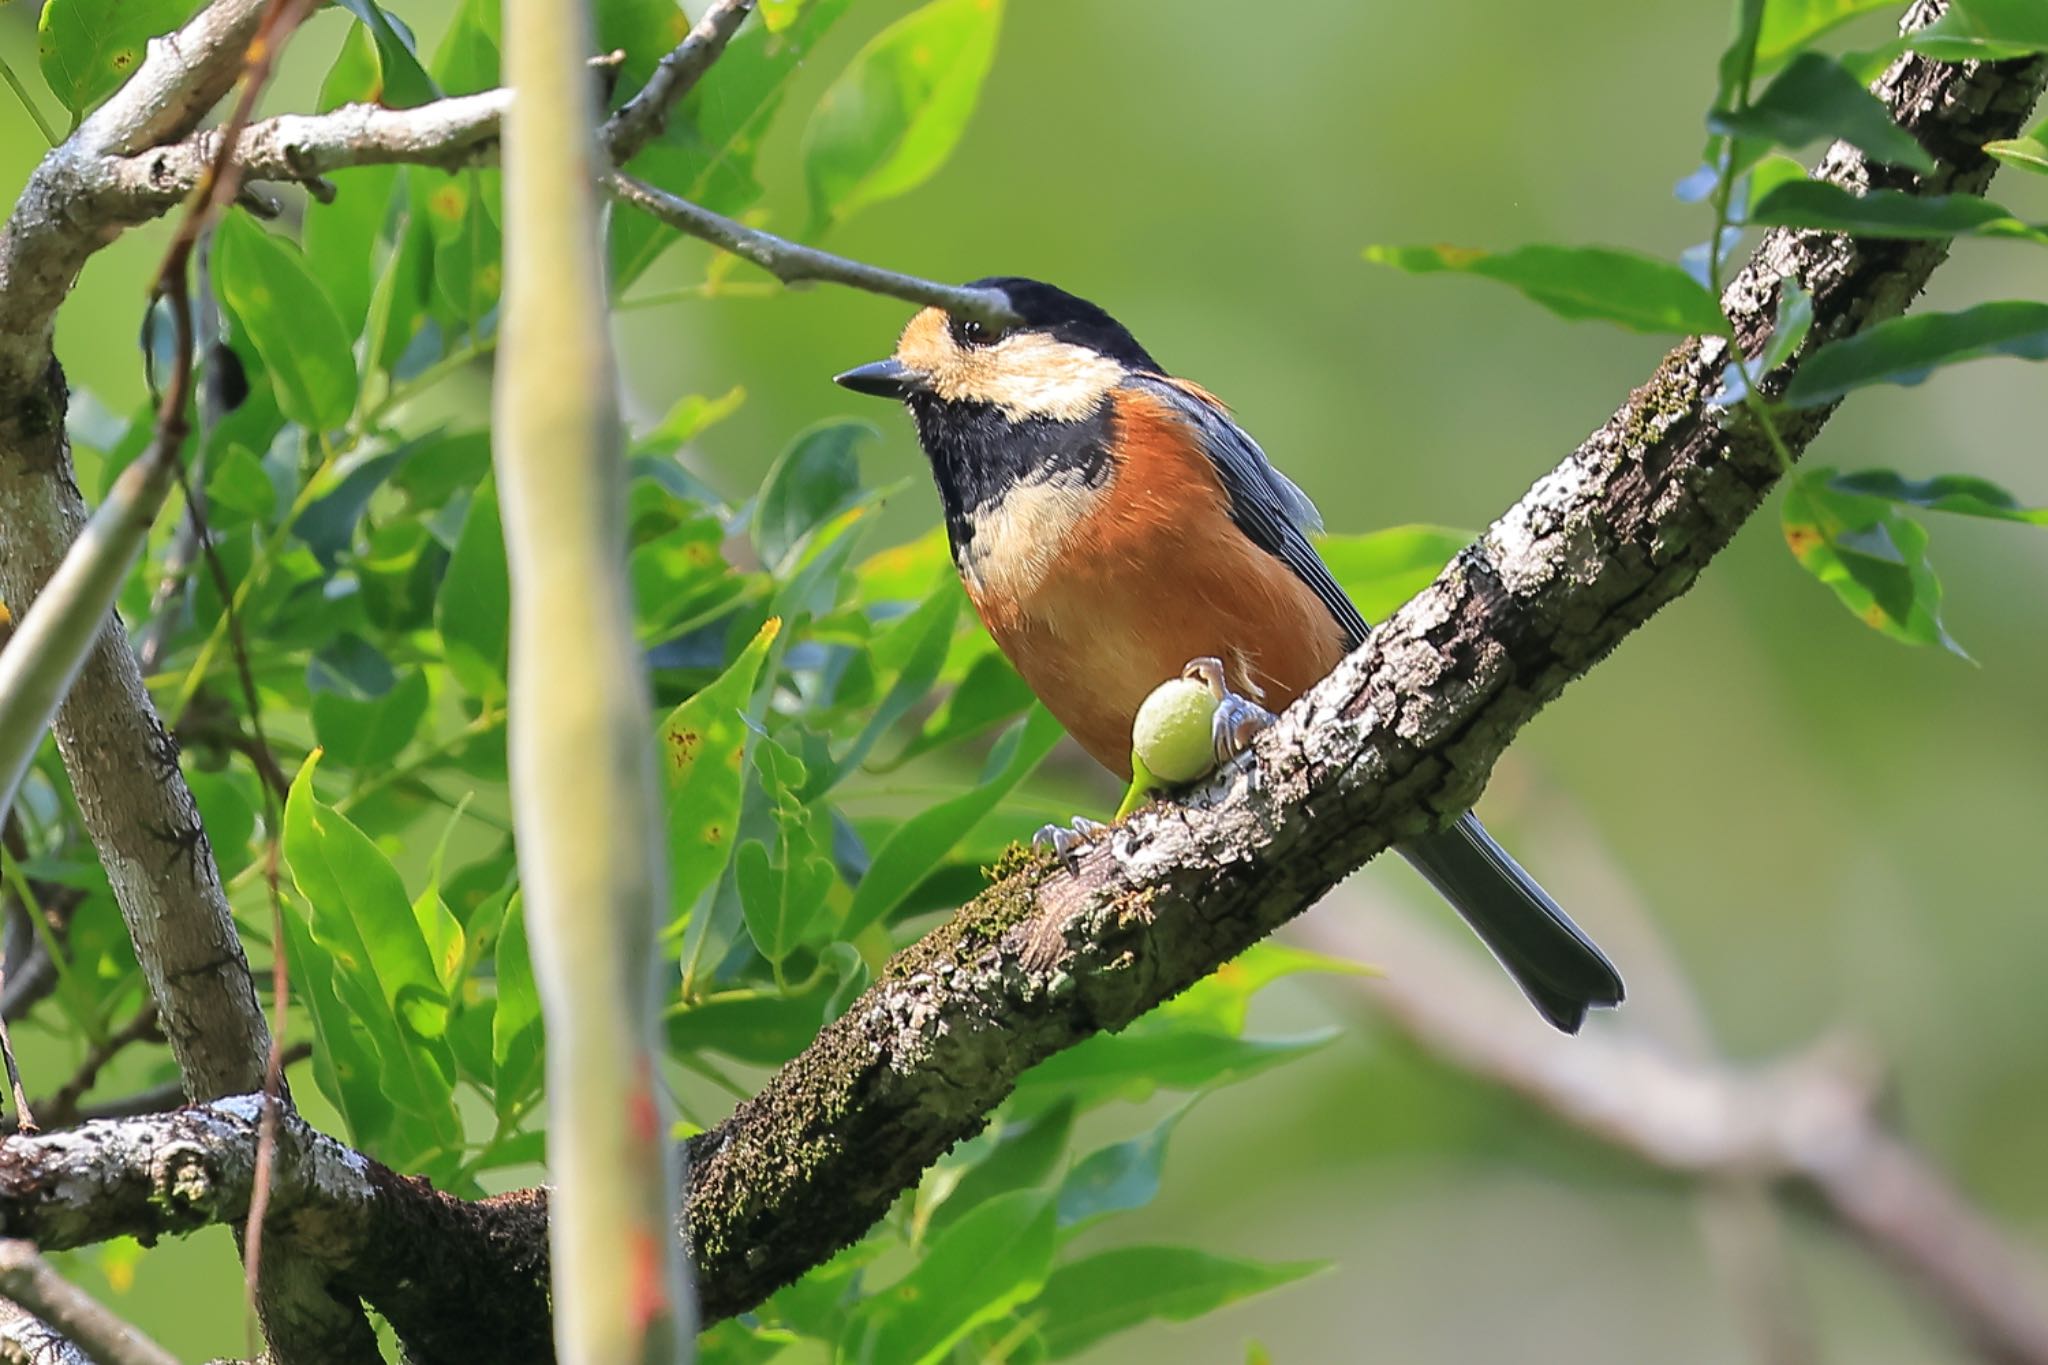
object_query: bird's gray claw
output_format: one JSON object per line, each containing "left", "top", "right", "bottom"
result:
{"left": 1180, "top": 656, "right": 1275, "bottom": 764}
{"left": 1032, "top": 815, "right": 1109, "bottom": 864}
{"left": 1211, "top": 694, "right": 1277, "bottom": 764}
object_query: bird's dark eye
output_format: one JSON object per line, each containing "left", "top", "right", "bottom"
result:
{"left": 949, "top": 315, "right": 1003, "bottom": 348}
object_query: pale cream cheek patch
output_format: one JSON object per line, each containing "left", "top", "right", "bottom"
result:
{"left": 896, "top": 311, "right": 1124, "bottom": 422}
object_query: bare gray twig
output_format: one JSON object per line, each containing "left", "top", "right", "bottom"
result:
{"left": 603, "top": 0, "right": 758, "bottom": 164}
{"left": 607, "top": 172, "right": 1024, "bottom": 325}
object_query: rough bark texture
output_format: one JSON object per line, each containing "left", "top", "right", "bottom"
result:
{"left": 0, "top": 1100, "right": 556, "bottom": 1360}
{"left": 0, "top": 365, "right": 272, "bottom": 1103}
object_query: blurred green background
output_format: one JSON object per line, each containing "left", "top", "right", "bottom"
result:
{"left": 6, "top": 0, "right": 2047, "bottom": 1360}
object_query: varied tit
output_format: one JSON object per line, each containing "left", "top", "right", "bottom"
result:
{"left": 835, "top": 277, "right": 1623, "bottom": 1033}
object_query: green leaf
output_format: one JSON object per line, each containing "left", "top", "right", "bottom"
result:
{"left": 1913, "top": 0, "right": 2048, "bottom": 60}
{"left": 1748, "top": 181, "right": 2048, "bottom": 242}
{"left": 214, "top": 215, "right": 360, "bottom": 433}
{"left": 1712, "top": 0, "right": 1768, "bottom": 114}
{"left": 331, "top": 0, "right": 440, "bottom": 107}
{"left": 668, "top": 973, "right": 840, "bottom": 1065}
{"left": 877, "top": 648, "right": 1036, "bottom": 770}
{"left": 1755, "top": 0, "right": 1899, "bottom": 70}
{"left": 1313, "top": 524, "right": 1471, "bottom": 622}
{"left": 800, "top": 0, "right": 1004, "bottom": 234}
{"left": 611, "top": 0, "right": 855, "bottom": 285}
{"left": 633, "top": 386, "right": 748, "bottom": 457}
{"left": 1828, "top": 470, "right": 2048, "bottom": 525}
{"left": 279, "top": 899, "right": 398, "bottom": 1147}
{"left": 1708, "top": 52, "right": 1936, "bottom": 174}
{"left": 436, "top": 480, "right": 510, "bottom": 703}
{"left": 735, "top": 833, "right": 835, "bottom": 966}
{"left": 1013, "top": 1029, "right": 1338, "bottom": 1110}
{"left": 1781, "top": 302, "right": 2048, "bottom": 407}
{"left": 753, "top": 421, "right": 872, "bottom": 571}
{"left": 1030, "top": 1247, "right": 1326, "bottom": 1360}
{"left": 821, "top": 582, "right": 961, "bottom": 791}
{"left": 1055, "top": 1101, "right": 1189, "bottom": 1232}
{"left": 283, "top": 755, "right": 461, "bottom": 1151}
{"left": 1160, "top": 941, "right": 1374, "bottom": 1035}
{"left": 36, "top": 0, "right": 190, "bottom": 117}
{"left": 850, "top": 1190, "right": 1055, "bottom": 1365}
{"left": 1363, "top": 244, "right": 1729, "bottom": 336}
{"left": 1985, "top": 118, "right": 2048, "bottom": 177}
{"left": 430, "top": 0, "right": 499, "bottom": 92}
{"left": 492, "top": 890, "right": 542, "bottom": 1119}
{"left": 660, "top": 618, "right": 781, "bottom": 931}
{"left": 927, "top": 1099, "right": 1075, "bottom": 1237}
{"left": 1782, "top": 468, "right": 1966, "bottom": 656}
{"left": 843, "top": 704, "right": 1063, "bottom": 937}
{"left": 202, "top": 444, "right": 278, "bottom": 527}
{"left": 311, "top": 666, "right": 429, "bottom": 769}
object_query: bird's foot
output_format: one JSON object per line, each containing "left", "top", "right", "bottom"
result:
{"left": 1180, "top": 656, "right": 1276, "bottom": 766}
{"left": 1033, "top": 815, "right": 1109, "bottom": 865}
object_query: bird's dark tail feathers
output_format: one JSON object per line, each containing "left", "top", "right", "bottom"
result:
{"left": 1397, "top": 813, "right": 1625, "bottom": 1033}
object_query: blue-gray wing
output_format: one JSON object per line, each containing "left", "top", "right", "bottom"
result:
{"left": 1126, "top": 374, "right": 1371, "bottom": 648}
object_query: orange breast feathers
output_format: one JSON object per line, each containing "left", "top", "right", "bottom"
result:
{"left": 960, "top": 387, "right": 1352, "bottom": 779}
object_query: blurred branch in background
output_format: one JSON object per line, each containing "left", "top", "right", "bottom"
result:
{"left": 0, "top": 1240, "right": 175, "bottom": 1365}
{"left": 1297, "top": 842, "right": 2048, "bottom": 1365}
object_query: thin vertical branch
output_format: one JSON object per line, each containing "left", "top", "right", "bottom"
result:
{"left": 495, "top": 0, "right": 687, "bottom": 1354}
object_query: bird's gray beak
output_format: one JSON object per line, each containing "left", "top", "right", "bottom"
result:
{"left": 833, "top": 358, "right": 925, "bottom": 399}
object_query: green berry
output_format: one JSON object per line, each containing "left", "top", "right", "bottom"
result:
{"left": 1131, "top": 676, "right": 1219, "bottom": 784}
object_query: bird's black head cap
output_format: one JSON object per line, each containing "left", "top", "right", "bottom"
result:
{"left": 962, "top": 277, "right": 1160, "bottom": 371}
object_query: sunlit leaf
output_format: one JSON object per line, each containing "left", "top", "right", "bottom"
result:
{"left": 279, "top": 899, "right": 399, "bottom": 1147}
{"left": 1748, "top": 181, "right": 2048, "bottom": 242}
{"left": 1364, "top": 243, "right": 1729, "bottom": 335}
{"left": 1029, "top": 1247, "right": 1326, "bottom": 1360}
{"left": 36, "top": 0, "right": 191, "bottom": 117}
{"left": 801, "top": 0, "right": 1004, "bottom": 233}
{"left": 1985, "top": 118, "right": 2048, "bottom": 177}
{"left": 1708, "top": 52, "right": 1935, "bottom": 174}
{"left": 214, "top": 215, "right": 360, "bottom": 433}
{"left": 1781, "top": 302, "right": 2048, "bottom": 407}
{"left": 1782, "top": 467, "right": 1966, "bottom": 656}
{"left": 849, "top": 1190, "right": 1054, "bottom": 1365}
{"left": 283, "top": 755, "right": 462, "bottom": 1149}
{"left": 661, "top": 617, "right": 781, "bottom": 931}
